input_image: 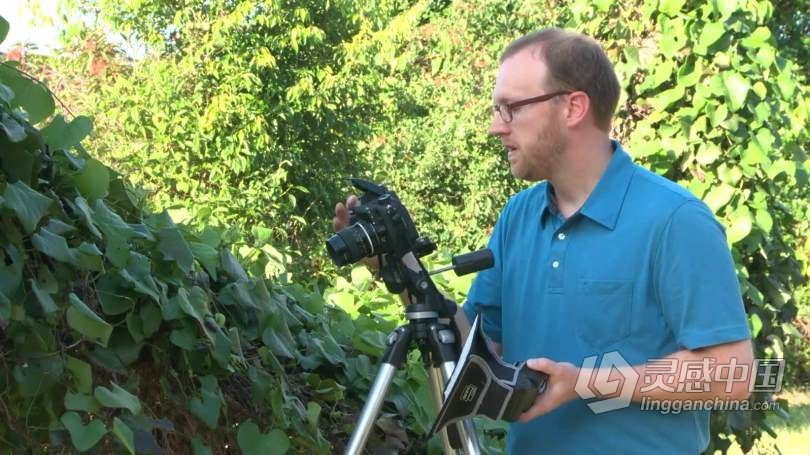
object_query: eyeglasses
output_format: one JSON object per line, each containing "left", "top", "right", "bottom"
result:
{"left": 492, "top": 91, "right": 571, "bottom": 123}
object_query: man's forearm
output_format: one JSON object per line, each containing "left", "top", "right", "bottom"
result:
{"left": 585, "top": 339, "right": 755, "bottom": 402}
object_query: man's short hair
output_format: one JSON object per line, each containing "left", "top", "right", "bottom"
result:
{"left": 501, "top": 28, "right": 620, "bottom": 132}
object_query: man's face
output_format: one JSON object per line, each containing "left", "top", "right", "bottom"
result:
{"left": 490, "top": 49, "right": 568, "bottom": 182}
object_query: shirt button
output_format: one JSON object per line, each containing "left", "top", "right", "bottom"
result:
{"left": 557, "top": 232, "right": 566, "bottom": 240}
{"left": 552, "top": 260, "right": 560, "bottom": 269}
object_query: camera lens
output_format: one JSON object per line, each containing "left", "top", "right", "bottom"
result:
{"left": 326, "top": 221, "right": 379, "bottom": 266}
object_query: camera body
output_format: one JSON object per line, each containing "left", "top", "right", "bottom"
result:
{"left": 326, "top": 179, "right": 435, "bottom": 267}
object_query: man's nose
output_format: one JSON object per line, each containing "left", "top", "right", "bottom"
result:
{"left": 490, "top": 113, "right": 510, "bottom": 136}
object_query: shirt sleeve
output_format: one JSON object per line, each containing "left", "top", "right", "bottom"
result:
{"left": 654, "top": 200, "right": 751, "bottom": 350}
{"left": 462, "top": 198, "right": 513, "bottom": 343}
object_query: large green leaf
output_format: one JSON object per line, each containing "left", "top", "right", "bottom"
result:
{"left": 188, "top": 375, "right": 223, "bottom": 429}
{"left": 113, "top": 417, "right": 136, "bottom": 455}
{"left": 694, "top": 22, "right": 725, "bottom": 55}
{"left": 95, "top": 382, "right": 142, "bottom": 415}
{"left": 0, "top": 15, "right": 9, "bottom": 45}
{"left": 64, "top": 391, "right": 101, "bottom": 412}
{"left": 30, "top": 278, "right": 59, "bottom": 315}
{"left": 72, "top": 158, "right": 110, "bottom": 202}
{"left": 40, "top": 115, "right": 93, "bottom": 151}
{"left": 158, "top": 227, "right": 194, "bottom": 274}
{"left": 721, "top": 72, "right": 750, "bottom": 112}
{"left": 0, "top": 244, "right": 23, "bottom": 299}
{"left": 0, "top": 112, "right": 26, "bottom": 142}
{"left": 3, "top": 180, "right": 52, "bottom": 234}
{"left": 659, "top": 0, "right": 686, "bottom": 16}
{"left": 237, "top": 421, "right": 290, "bottom": 455}
{"left": 0, "top": 63, "right": 55, "bottom": 124}
{"left": 189, "top": 241, "right": 219, "bottom": 280}
{"left": 66, "top": 293, "right": 113, "bottom": 347}
{"left": 65, "top": 356, "right": 93, "bottom": 394}
{"left": 178, "top": 286, "right": 210, "bottom": 323}
{"left": 191, "top": 438, "right": 213, "bottom": 455}
{"left": 727, "top": 206, "right": 753, "bottom": 244}
{"left": 91, "top": 199, "right": 135, "bottom": 267}
{"left": 61, "top": 412, "right": 107, "bottom": 452}
{"left": 119, "top": 252, "right": 160, "bottom": 303}
{"left": 96, "top": 274, "right": 135, "bottom": 315}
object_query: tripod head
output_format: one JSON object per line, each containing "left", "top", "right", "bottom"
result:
{"left": 328, "top": 179, "right": 491, "bottom": 454}
{"left": 327, "top": 178, "right": 493, "bottom": 317}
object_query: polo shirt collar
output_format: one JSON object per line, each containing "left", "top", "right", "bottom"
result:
{"left": 540, "top": 140, "right": 635, "bottom": 230}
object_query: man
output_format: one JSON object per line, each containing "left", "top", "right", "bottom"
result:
{"left": 335, "top": 28, "right": 753, "bottom": 454}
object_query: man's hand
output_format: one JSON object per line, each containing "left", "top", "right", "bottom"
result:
{"left": 332, "top": 195, "right": 380, "bottom": 270}
{"left": 332, "top": 195, "right": 360, "bottom": 232}
{"left": 518, "top": 358, "right": 580, "bottom": 422}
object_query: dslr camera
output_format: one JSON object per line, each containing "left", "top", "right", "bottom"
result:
{"left": 327, "top": 178, "right": 436, "bottom": 267}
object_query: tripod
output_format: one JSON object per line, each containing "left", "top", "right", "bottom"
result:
{"left": 344, "top": 249, "right": 491, "bottom": 455}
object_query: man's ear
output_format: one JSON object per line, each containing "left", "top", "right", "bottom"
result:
{"left": 564, "top": 91, "right": 590, "bottom": 128}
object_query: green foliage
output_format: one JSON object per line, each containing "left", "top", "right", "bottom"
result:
{"left": 0, "top": 39, "right": 444, "bottom": 453}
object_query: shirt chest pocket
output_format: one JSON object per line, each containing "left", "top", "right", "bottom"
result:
{"left": 575, "top": 278, "right": 635, "bottom": 350}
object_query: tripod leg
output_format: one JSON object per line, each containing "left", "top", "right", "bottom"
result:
{"left": 428, "top": 367, "right": 455, "bottom": 453}
{"left": 344, "top": 326, "right": 412, "bottom": 455}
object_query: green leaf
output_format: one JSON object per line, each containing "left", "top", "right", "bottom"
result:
{"left": 119, "top": 252, "right": 160, "bottom": 303}
{"left": 721, "top": 72, "right": 749, "bottom": 112}
{"left": 191, "top": 438, "right": 213, "bottom": 455}
{"left": 178, "top": 286, "right": 210, "bottom": 323}
{"left": 170, "top": 324, "right": 196, "bottom": 350}
{"left": 754, "top": 209, "right": 773, "bottom": 233}
{"left": 43, "top": 217, "right": 77, "bottom": 235}
{"left": 40, "top": 115, "right": 93, "bottom": 151}
{"left": 65, "top": 355, "right": 93, "bottom": 394}
{"left": 306, "top": 401, "right": 321, "bottom": 428}
{"left": 189, "top": 241, "right": 219, "bottom": 280}
{"left": 707, "top": 103, "right": 728, "bottom": 127}
{"left": 94, "top": 382, "right": 142, "bottom": 415}
{"left": 189, "top": 376, "right": 223, "bottom": 429}
{"left": 158, "top": 228, "right": 194, "bottom": 274}
{"left": 0, "top": 15, "right": 9, "bottom": 45}
{"left": 96, "top": 274, "right": 134, "bottom": 316}
{"left": 91, "top": 200, "right": 134, "bottom": 267}
{"left": 741, "top": 27, "right": 771, "bottom": 49}
{"left": 237, "top": 421, "right": 290, "bottom": 455}
{"left": 1, "top": 112, "right": 26, "bottom": 142}
{"left": 113, "top": 417, "right": 136, "bottom": 455}
{"left": 221, "top": 249, "right": 249, "bottom": 281}
{"left": 32, "top": 228, "right": 74, "bottom": 264}
{"left": 3, "top": 180, "right": 52, "bottom": 234}
{"left": 30, "top": 278, "right": 59, "bottom": 314}
{"left": 0, "top": 81, "right": 13, "bottom": 103}
{"left": 727, "top": 206, "right": 753, "bottom": 244}
{"left": 0, "top": 244, "right": 23, "bottom": 301}
{"left": 659, "top": 0, "right": 686, "bottom": 16}
{"left": 67, "top": 293, "right": 113, "bottom": 347}
{"left": 750, "top": 313, "right": 763, "bottom": 337}
{"left": 714, "top": 0, "right": 738, "bottom": 18}
{"left": 0, "top": 64, "right": 55, "bottom": 124}
{"left": 140, "top": 303, "right": 162, "bottom": 337}
{"left": 61, "top": 412, "right": 106, "bottom": 451}
{"left": 694, "top": 22, "right": 725, "bottom": 55}
{"left": 72, "top": 158, "right": 110, "bottom": 202}
{"left": 64, "top": 391, "right": 101, "bottom": 412}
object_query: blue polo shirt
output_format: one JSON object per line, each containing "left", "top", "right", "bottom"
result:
{"left": 463, "top": 141, "right": 750, "bottom": 454}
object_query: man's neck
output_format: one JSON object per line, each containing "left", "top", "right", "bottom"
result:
{"left": 549, "top": 137, "right": 614, "bottom": 219}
